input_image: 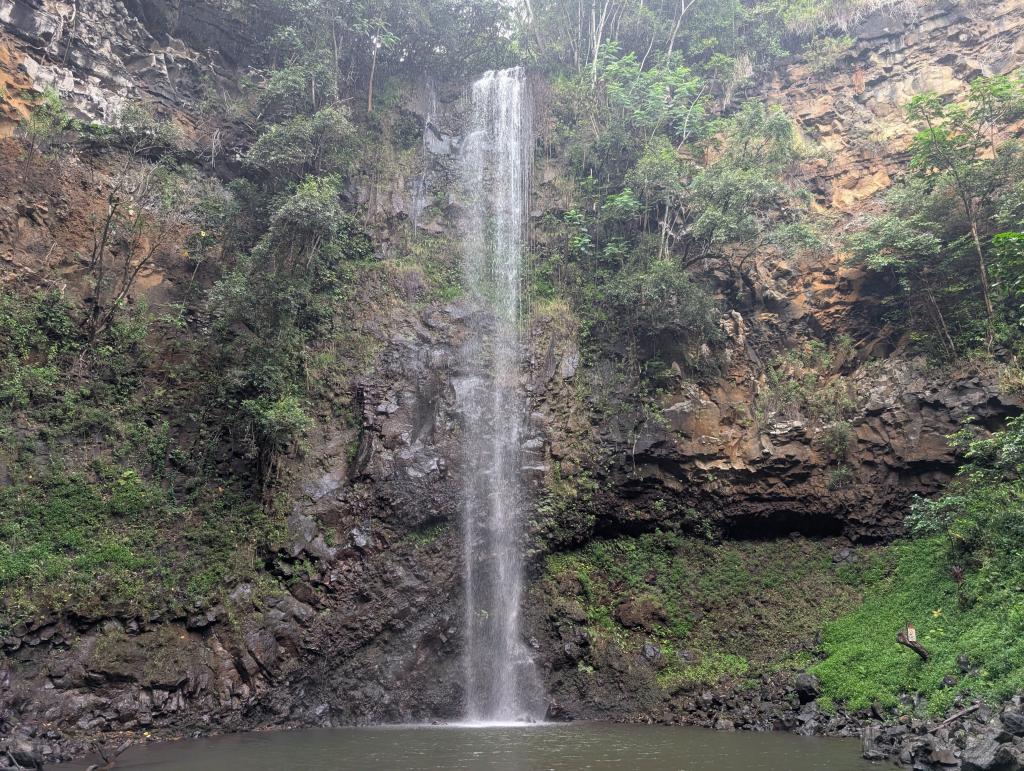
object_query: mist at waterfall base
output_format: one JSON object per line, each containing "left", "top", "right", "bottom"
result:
{"left": 456, "top": 67, "right": 544, "bottom": 724}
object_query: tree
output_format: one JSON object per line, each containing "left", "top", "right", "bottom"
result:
{"left": 19, "top": 86, "right": 72, "bottom": 156}
{"left": 83, "top": 104, "right": 189, "bottom": 342}
{"left": 686, "top": 101, "right": 803, "bottom": 255}
{"left": 851, "top": 74, "right": 1024, "bottom": 355}
{"left": 905, "top": 76, "right": 1024, "bottom": 350}
{"left": 607, "top": 257, "right": 723, "bottom": 376}
{"left": 355, "top": 17, "right": 398, "bottom": 113}
{"left": 846, "top": 184, "right": 957, "bottom": 357}
{"left": 244, "top": 104, "right": 355, "bottom": 183}
{"left": 209, "top": 174, "right": 371, "bottom": 488}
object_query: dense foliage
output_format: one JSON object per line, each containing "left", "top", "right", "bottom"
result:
{"left": 815, "top": 416, "right": 1024, "bottom": 714}
{"left": 532, "top": 45, "right": 810, "bottom": 385}
{"left": 849, "top": 74, "right": 1024, "bottom": 357}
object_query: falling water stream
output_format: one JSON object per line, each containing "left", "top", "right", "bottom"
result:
{"left": 457, "top": 67, "right": 543, "bottom": 723}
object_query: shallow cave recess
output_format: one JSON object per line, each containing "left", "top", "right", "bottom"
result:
{"left": 720, "top": 509, "right": 847, "bottom": 540}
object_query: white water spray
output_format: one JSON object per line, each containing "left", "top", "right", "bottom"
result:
{"left": 457, "top": 67, "right": 543, "bottom": 724}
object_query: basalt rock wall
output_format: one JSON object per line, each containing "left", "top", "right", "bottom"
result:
{"left": 1, "top": 0, "right": 1024, "bottom": 762}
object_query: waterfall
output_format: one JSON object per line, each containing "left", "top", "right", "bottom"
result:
{"left": 457, "top": 67, "right": 543, "bottom": 724}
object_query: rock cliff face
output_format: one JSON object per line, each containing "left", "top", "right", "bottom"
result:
{"left": 2, "top": 0, "right": 1024, "bottom": 761}
{"left": 525, "top": 0, "right": 1024, "bottom": 544}
{"left": 0, "top": 0, "right": 262, "bottom": 119}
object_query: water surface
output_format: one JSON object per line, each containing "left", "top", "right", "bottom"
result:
{"left": 59, "top": 723, "right": 872, "bottom": 770}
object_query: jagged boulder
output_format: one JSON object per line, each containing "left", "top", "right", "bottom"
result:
{"left": 1002, "top": 711, "right": 1024, "bottom": 738}
{"left": 794, "top": 673, "right": 820, "bottom": 704}
{"left": 963, "top": 727, "right": 1024, "bottom": 771}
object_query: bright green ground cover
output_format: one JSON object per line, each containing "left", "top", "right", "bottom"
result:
{"left": 815, "top": 419, "right": 1024, "bottom": 715}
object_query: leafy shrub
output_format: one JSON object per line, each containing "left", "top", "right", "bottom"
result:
{"left": 804, "top": 34, "right": 854, "bottom": 73}
{"left": 19, "top": 87, "right": 73, "bottom": 153}
{"left": 827, "top": 463, "right": 854, "bottom": 490}
{"left": 244, "top": 105, "right": 356, "bottom": 182}
{"left": 605, "top": 258, "right": 724, "bottom": 375}
{"left": 815, "top": 415, "right": 1024, "bottom": 714}
{"left": 241, "top": 395, "right": 312, "bottom": 468}
{"left": 820, "top": 419, "right": 854, "bottom": 460}
{"left": 112, "top": 101, "right": 182, "bottom": 152}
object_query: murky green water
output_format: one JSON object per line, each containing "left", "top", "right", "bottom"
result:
{"left": 59, "top": 723, "right": 872, "bottom": 770}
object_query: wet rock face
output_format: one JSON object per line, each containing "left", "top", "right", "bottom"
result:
{"left": 0, "top": 0, "right": 220, "bottom": 121}
{"left": 527, "top": 293, "right": 1022, "bottom": 544}
{"left": 617, "top": 359, "right": 1021, "bottom": 542}
{"left": 769, "top": 0, "right": 1024, "bottom": 213}
{"left": 347, "top": 307, "right": 464, "bottom": 531}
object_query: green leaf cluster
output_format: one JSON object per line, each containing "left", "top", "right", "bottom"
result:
{"left": 815, "top": 415, "right": 1024, "bottom": 714}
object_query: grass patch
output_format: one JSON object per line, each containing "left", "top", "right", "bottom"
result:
{"left": 544, "top": 530, "right": 870, "bottom": 688}
{"left": 404, "top": 520, "right": 450, "bottom": 546}
{"left": 814, "top": 534, "right": 1024, "bottom": 715}
{"left": 0, "top": 468, "right": 283, "bottom": 632}
{"left": 814, "top": 417, "right": 1024, "bottom": 716}
{"left": 657, "top": 651, "right": 750, "bottom": 690}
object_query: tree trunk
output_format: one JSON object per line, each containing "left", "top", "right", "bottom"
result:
{"left": 921, "top": 280, "right": 956, "bottom": 358}
{"left": 969, "top": 218, "right": 996, "bottom": 351}
{"left": 367, "top": 46, "right": 378, "bottom": 113}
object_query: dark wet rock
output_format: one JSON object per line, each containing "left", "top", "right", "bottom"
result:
{"left": 641, "top": 643, "right": 661, "bottom": 663}
{"left": 545, "top": 700, "right": 571, "bottom": 721}
{"left": 186, "top": 607, "right": 220, "bottom": 630}
{"left": 931, "top": 747, "right": 960, "bottom": 766}
{"left": 245, "top": 629, "right": 279, "bottom": 674}
{"left": 5, "top": 738, "right": 44, "bottom": 770}
{"left": 794, "top": 673, "right": 820, "bottom": 704}
{"left": 614, "top": 598, "right": 667, "bottom": 632}
{"left": 286, "top": 513, "right": 337, "bottom": 562}
{"left": 832, "top": 547, "right": 854, "bottom": 563}
{"left": 962, "top": 728, "right": 1014, "bottom": 771}
{"left": 1002, "top": 711, "right": 1024, "bottom": 738}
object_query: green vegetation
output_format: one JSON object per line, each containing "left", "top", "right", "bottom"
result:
{"left": 0, "top": 469, "right": 280, "bottom": 626}
{"left": 755, "top": 339, "right": 859, "bottom": 426}
{"left": 815, "top": 416, "right": 1024, "bottom": 715}
{"left": 404, "top": 521, "right": 451, "bottom": 547}
{"left": 240, "top": 0, "right": 520, "bottom": 98}
{"left": 533, "top": 463, "right": 599, "bottom": 550}
{"left": 525, "top": 0, "right": 899, "bottom": 82}
{"left": 19, "top": 86, "right": 74, "bottom": 154}
{"left": 849, "top": 74, "right": 1024, "bottom": 357}
{"left": 0, "top": 288, "right": 286, "bottom": 631}
{"left": 545, "top": 530, "right": 872, "bottom": 689}
{"left": 532, "top": 57, "right": 811, "bottom": 388}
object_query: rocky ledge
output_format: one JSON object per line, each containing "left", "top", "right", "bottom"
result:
{"left": 861, "top": 699, "right": 1024, "bottom": 771}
